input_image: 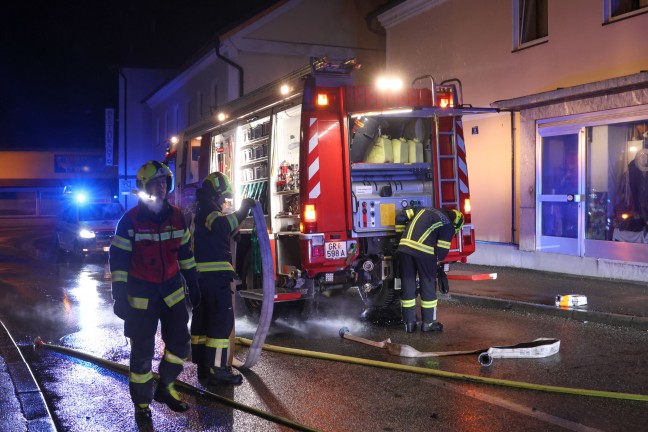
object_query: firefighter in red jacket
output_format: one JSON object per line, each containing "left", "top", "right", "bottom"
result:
{"left": 110, "top": 161, "right": 200, "bottom": 422}
{"left": 191, "top": 172, "right": 255, "bottom": 386}
{"left": 395, "top": 206, "right": 464, "bottom": 333}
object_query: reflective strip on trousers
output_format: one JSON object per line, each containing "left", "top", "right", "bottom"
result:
{"left": 128, "top": 295, "right": 148, "bottom": 310}
{"left": 420, "top": 299, "right": 438, "bottom": 309}
{"left": 191, "top": 335, "right": 207, "bottom": 345}
{"left": 112, "top": 270, "right": 128, "bottom": 283}
{"left": 130, "top": 370, "right": 153, "bottom": 384}
{"left": 164, "top": 286, "right": 185, "bottom": 307}
{"left": 164, "top": 349, "right": 186, "bottom": 365}
{"left": 401, "top": 298, "right": 416, "bottom": 308}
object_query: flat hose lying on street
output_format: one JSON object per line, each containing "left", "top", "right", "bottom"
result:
{"left": 235, "top": 337, "right": 648, "bottom": 403}
{"left": 35, "top": 339, "right": 319, "bottom": 432}
{"left": 238, "top": 203, "right": 274, "bottom": 369}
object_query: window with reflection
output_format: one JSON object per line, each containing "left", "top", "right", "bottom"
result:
{"left": 586, "top": 120, "right": 648, "bottom": 243}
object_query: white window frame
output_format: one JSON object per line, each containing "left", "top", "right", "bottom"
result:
{"left": 604, "top": 0, "right": 648, "bottom": 22}
{"left": 512, "top": 0, "right": 548, "bottom": 51}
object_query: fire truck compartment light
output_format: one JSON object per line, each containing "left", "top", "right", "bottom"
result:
{"left": 280, "top": 84, "right": 290, "bottom": 95}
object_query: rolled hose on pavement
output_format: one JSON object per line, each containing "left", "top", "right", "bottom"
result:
{"left": 235, "top": 337, "right": 648, "bottom": 403}
{"left": 34, "top": 339, "right": 319, "bottom": 432}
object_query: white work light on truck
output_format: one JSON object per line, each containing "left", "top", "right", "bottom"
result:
{"left": 376, "top": 77, "right": 403, "bottom": 91}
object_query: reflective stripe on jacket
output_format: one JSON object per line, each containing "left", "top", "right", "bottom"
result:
{"left": 110, "top": 201, "right": 197, "bottom": 284}
{"left": 193, "top": 208, "right": 245, "bottom": 276}
{"left": 396, "top": 207, "right": 456, "bottom": 261}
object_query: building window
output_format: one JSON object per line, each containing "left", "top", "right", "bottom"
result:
{"left": 588, "top": 120, "right": 648, "bottom": 243}
{"left": 605, "top": 0, "right": 648, "bottom": 21}
{"left": 0, "top": 192, "right": 37, "bottom": 217}
{"left": 513, "top": 0, "right": 548, "bottom": 50}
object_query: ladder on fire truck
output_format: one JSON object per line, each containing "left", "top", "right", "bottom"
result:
{"left": 412, "top": 75, "right": 464, "bottom": 212}
{"left": 436, "top": 115, "right": 461, "bottom": 210}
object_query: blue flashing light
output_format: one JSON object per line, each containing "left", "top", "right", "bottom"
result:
{"left": 75, "top": 192, "right": 88, "bottom": 204}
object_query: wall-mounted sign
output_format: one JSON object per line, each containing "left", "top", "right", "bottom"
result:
{"left": 105, "top": 108, "right": 115, "bottom": 166}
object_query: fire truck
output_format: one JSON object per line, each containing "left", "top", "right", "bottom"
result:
{"left": 165, "top": 58, "right": 497, "bottom": 317}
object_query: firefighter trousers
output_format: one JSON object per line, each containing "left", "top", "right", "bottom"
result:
{"left": 125, "top": 276, "right": 190, "bottom": 406}
{"left": 190, "top": 272, "right": 235, "bottom": 374}
{"left": 399, "top": 253, "right": 438, "bottom": 324}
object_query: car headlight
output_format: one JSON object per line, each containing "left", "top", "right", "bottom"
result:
{"left": 79, "top": 229, "right": 96, "bottom": 239}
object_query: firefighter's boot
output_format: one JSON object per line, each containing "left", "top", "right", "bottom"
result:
{"left": 421, "top": 321, "right": 444, "bottom": 332}
{"left": 405, "top": 322, "right": 417, "bottom": 333}
{"left": 154, "top": 383, "right": 189, "bottom": 412}
{"left": 208, "top": 366, "right": 243, "bottom": 386}
{"left": 134, "top": 403, "right": 152, "bottom": 430}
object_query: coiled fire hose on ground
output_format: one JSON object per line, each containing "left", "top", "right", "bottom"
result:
{"left": 34, "top": 338, "right": 318, "bottom": 432}
{"left": 236, "top": 203, "right": 275, "bottom": 369}
{"left": 235, "top": 337, "right": 648, "bottom": 402}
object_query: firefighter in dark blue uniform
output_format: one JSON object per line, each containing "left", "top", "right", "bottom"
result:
{"left": 191, "top": 172, "right": 255, "bottom": 386}
{"left": 395, "top": 206, "right": 464, "bottom": 333}
{"left": 110, "top": 161, "right": 201, "bottom": 422}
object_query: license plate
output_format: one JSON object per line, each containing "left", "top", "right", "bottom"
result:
{"left": 325, "top": 241, "right": 347, "bottom": 260}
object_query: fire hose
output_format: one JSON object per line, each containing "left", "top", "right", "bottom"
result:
{"left": 235, "top": 337, "right": 648, "bottom": 402}
{"left": 338, "top": 327, "right": 560, "bottom": 367}
{"left": 236, "top": 203, "right": 274, "bottom": 369}
{"left": 34, "top": 338, "right": 318, "bottom": 432}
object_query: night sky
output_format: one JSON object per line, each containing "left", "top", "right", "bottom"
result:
{"left": 0, "top": 0, "right": 280, "bottom": 150}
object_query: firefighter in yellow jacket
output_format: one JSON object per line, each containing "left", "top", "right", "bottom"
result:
{"left": 191, "top": 172, "right": 255, "bottom": 386}
{"left": 110, "top": 161, "right": 200, "bottom": 422}
{"left": 395, "top": 206, "right": 464, "bottom": 333}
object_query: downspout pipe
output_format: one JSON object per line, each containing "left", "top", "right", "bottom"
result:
{"left": 118, "top": 68, "right": 128, "bottom": 209}
{"left": 216, "top": 39, "right": 244, "bottom": 98}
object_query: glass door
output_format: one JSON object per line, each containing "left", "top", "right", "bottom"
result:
{"left": 537, "top": 127, "right": 585, "bottom": 255}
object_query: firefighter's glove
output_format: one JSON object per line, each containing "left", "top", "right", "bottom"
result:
{"left": 187, "top": 280, "right": 201, "bottom": 308}
{"left": 437, "top": 262, "right": 449, "bottom": 295}
{"left": 242, "top": 198, "right": 256, "bottom": 212}
{"left": 113, "top": 295, "right": 129, "bottom": 320}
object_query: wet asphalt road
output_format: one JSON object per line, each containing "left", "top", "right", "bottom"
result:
{"left": 1, "top": 226, "right": 647, "bottom": 431}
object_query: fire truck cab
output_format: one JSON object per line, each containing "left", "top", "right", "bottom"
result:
{"left": 166, "top": 58, "right": 497, "bottom": 316}
{"left": 56, "top": 186, "right": 124, "bottom": 259}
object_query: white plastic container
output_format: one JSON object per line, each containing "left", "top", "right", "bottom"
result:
{"left": 555, "top": 294, "right": 588, "bottom": 308}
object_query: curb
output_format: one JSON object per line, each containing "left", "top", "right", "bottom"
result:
{"left": 0, "top": 320, "right": 57, "bottom": 431}
{"left": 447, "top": 293, "right": 648, "bottom": 331}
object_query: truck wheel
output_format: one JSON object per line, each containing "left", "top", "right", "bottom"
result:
{"left": 239, "top": 252, "right": 304, "bottom": 322}
{"left": 365, "top": 278, "right": 400, "bottom": 309}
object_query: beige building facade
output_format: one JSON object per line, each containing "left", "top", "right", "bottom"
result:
{"left": 379, "top": 0, "right": 648, "bottom": 281}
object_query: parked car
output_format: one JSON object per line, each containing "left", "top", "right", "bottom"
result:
{"left": 56, "top": 188, "right": 124, "bottom": 258}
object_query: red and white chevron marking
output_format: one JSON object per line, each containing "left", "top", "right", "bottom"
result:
{"left": 455, "top": 119, "right": 469, "bottom": 193}
{"left": 307, "top": 118, "right": 321, "bottom": 199}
